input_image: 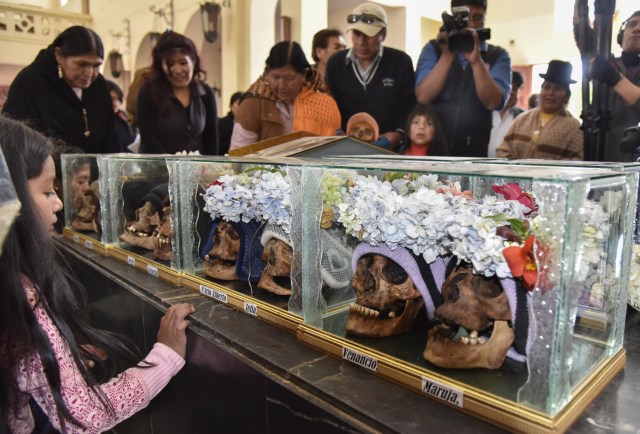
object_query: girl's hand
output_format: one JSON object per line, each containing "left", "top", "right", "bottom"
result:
{"left": 157, "top": 303, "right": 195, "bottom": 359}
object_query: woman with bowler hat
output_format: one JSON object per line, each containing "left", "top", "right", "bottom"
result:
{"left": 496, "top": 60, "right": 583, "bottom": 160}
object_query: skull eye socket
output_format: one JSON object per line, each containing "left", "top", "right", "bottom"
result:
{"left": 473, "top": 276, "right": 503, "bottom": 298}
{"left": 227, "top": 225, "right": 240, "bottom": 240}
{"left": 445, "top": 273, "right": 465, "bottom": 302}
{"left": 382, "top": 261, "right": 408, "bottom": 285}
{"left": 145, "top": 206, "right": 156, "bottom": 217}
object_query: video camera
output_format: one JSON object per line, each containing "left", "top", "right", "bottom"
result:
{"left": 440, "top": 6, "right": 491, "bottom": 53}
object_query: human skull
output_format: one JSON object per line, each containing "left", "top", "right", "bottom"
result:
{"left": 204, "top": 220, "right": 240, "bottom": 280}
{"left": 119, "top": 201, "right": 160, "bottom": 251}
{"left": 348, "top": 121, "right": 377, "bottom": 142}
{"left": 257, "top": 238, "right": 292, "bottom": 296}
{"left": 346, "top": 254, "right": 424, "bottom": 338}
{"left": 71, "top": 182, "right": 100, "bottom": 233}
{"left": 152, "top": 204, "right": 173, "bottom": 261}
{"left": 424, "top": 263, "right": 514, "bottom": 369}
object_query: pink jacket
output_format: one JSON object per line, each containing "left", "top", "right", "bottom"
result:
{"left": 6, "top": 278, "right": 185, "bottom": 433}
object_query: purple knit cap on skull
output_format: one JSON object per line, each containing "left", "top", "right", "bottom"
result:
{"left": 351, "top": 243, "right": 450, "bottom": 320}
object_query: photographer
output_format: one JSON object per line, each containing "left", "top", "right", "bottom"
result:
{"left": 588, "top": 10, "right": 640, "bottom": 161}
{"left": 415, "top": 0, "right": 511, "bottom": 157}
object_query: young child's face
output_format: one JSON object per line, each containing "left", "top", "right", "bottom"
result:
{"left": 409, "top": 115, "right": 434, "bottom": 147}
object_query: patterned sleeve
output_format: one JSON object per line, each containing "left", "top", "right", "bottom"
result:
{"left": 13, "top": 281, "right": 185, "bottom": 434}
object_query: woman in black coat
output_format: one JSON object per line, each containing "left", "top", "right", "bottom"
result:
{"left": 3, "top": 26, "right": 118, "bottom": 154}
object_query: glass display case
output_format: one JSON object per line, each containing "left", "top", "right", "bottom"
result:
{"left": 172, "top": 155, "right": 321, "bottom": 331}
{"left": 60, "top": 154, "right": 107, "bottom": 254}
{"left": 473, "top": 159, "right": 640, "bottom": 315}
{"left": 295, "top": 159, "right": 637, "bottom": 433}
{"left": 58, "top": 152, "right": 638, "bottom": 432}
{"left": 98, "top": 154, "right": 179, "bottom": 283}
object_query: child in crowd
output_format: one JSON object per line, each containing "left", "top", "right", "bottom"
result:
{"left": 0, "top": 115, "right": 194, "bottom": 433}
{"left": 402, "top": 104, "right": 448, "bottom": 156}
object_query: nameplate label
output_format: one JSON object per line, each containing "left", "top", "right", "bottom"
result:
{"left": 199, "top": 284, "right": 228, "bottom": 304}
{"left": 421, "top": 377, "right": 463, "bottom": 408}
{"left": 83, "top": 240, "right": 93, "bottom": 250}
{"left": 146, "top": 264, "right": 158, "bottom": 278}
{"left": 127, "top": 256, "right": 136, "bottom": 267}
{"left": 72, "top": 234, "right": 80, "bottom": 243}
{"left": 244, "top": 302, "right": 258, "bottom": 316}
{"left": 342, "top": 346, "right": 378, "bottom": 372}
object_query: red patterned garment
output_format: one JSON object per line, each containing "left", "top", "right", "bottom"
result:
{"left": 5, "top": 277, "right": 185, "bottom": 433}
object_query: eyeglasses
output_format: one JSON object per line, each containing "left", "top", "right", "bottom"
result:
{"left": 347, "top": 13, "right": 385, "bottom": 25}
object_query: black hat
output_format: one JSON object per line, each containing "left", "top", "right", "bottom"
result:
{"left": 539, "top": 60, "right": 576, "bottom": 85}
{"left": 451, "top": 0, "right": 487, "bottom": 10}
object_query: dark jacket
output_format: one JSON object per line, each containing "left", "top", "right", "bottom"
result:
{"left": 218, "top": 111, "right": 234, "bottom": 155}
{"left": 137, "top": 81, "right": 219, "bottom": 155}
{"left": 326, "top": 46, "right": 416, "bottom": 135}
{"left": 3, "top": 48, "right": 118, "bottom": 153}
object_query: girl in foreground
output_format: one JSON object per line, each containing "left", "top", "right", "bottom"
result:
{"left": 0, "top": 115, "right": 194, "bottom": 433}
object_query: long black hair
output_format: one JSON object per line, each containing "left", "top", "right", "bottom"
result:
{"left": 0, "top": 116, "right": 144, "bottom": 432}
{"left": 265, "top": 41, "right": 313, "bottom": 82}
{"left": 50, "top": 25, "right": 104, "bottom": 59}
{"left": 404, "top": 104, "right": 448, "bottom": 156}
{"left": 149, "top": 31, "right": 206, "bottom": 113}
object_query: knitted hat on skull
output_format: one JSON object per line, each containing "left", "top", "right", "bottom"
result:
{"left": 200, "top": 218, "right": 266, "bottom": 282}
{"left": 141, "top": 183, "right": 169, "bottom": 220}
{"left": 440, "top": 259, "right": 531, "bottom": 363}
{"left": 320, "top": 229, "right": 354, "bottom": 289}
{"left": 351, "top": 243, "right": 450, "bottom": 320}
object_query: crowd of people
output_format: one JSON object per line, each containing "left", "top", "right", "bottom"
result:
{"left": 1, "top": 2, "right": 640, "bottom": 432}
{"left": 3, "top": 2, "right": 639, "bottom": 162}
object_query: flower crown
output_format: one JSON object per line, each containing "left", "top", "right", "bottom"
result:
{"left": 202, "top": 168, "right": 292, "bottom": 233}
{"left": 331, "top": 172, "right": 615, "bottom": 293}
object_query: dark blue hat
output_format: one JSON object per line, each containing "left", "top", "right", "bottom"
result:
{"left": 200, "top": 219, "right": 266, "bottom": 282}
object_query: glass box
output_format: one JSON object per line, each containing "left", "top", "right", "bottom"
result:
{"left": 472, "top": 159, "right": 640, "bottom": 314}
{"left": 295, "top": 159, "right": 637, "bottom": 433}
{"left": 173, "top": 156, "right": 324, "bottom": 331}
{"left": 60, "top": 153, "right": 107, "bottom": 253}
{"left": 98, "top": 154, "right": 179, "bottom": 282}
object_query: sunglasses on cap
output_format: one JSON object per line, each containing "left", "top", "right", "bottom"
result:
{"left": 347, "top": 13, "right": 385, "bottom": 25}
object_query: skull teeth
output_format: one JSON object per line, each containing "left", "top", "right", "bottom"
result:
{"left": 456, "top": 329, "right": 486, "bottom": 346}
{"left": 349, "top": 303, "right": 380, "bottom": 318}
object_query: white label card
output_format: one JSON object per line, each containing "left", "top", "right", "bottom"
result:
{"left": 83, "top": 240, "right": 93, "bottom": 250}
{"left": 421, "top": 376, "right": 464, "bottom": 408}
{"left": 341, "top": 346, "right": 378, "bottom": 372}
{"left": 146, "top": 264, "right": 158, "bottom": 277}
{"left": 244, "top": 302, "right": 258, "bottom": 316}
{"left": 127, "top": 256, "right": 136, "bottom": 266}
{"left": 199, "top": 284, "right": 228, "bottom": 304}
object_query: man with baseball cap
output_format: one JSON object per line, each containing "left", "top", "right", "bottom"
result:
{"left": 415, "top": 0, "right": 511, "bottom": 157}
{"left": 326, "top": 2, "right": 416, "bottom": 150}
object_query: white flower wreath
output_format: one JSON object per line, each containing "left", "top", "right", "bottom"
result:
{"left": 202, "top": 168, "right": 292, "bottom": 233}
{"left": 336, "top": 174, "right": 530, "bottom": 278}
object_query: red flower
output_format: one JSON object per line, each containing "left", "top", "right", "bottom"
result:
{"left": 492, "top": 183, "right": 537, "bottom": 214}
{"left": 208, "top": 179, "right": 224, "bottom": 188}
{"left": 503, "top": 235, "right": 537, "bottom": 291}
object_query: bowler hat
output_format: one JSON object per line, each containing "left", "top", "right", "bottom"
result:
{"left": 539, "top": 60, "right": 577, "bottom": 85}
